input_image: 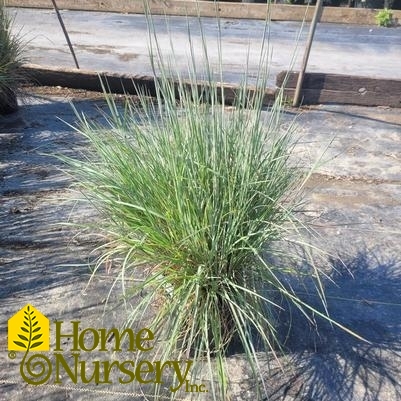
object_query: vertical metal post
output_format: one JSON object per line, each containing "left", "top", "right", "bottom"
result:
{"left": 292, "top": 0, "right": 323, "bottom": 107}
{"left": 50, "top": 0, "right": 80, "bottom": 69}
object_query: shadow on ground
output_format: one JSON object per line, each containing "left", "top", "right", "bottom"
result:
{"left": 275, "top": 251, "right": 401, "bottom": 401}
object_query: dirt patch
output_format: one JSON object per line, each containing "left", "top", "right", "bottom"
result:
{"left": 21, "top": 85, "right": 111, "bottom": 101}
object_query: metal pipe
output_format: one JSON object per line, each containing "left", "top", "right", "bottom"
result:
{"left": 50, "top": 0, "right": 80, "bottom": 69}
{"left": 292, "top": 0, "right": 323, "bottom": 107}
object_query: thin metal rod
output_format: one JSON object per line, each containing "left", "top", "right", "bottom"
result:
{"left": 50, "top": 0, "right": 80, "bottom": 69}
{"left": 292, "top": 0, "right": 323, "bottom": 107}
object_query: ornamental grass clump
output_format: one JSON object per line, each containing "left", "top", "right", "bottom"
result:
{"left": 62, "top": 13, "right": 359, "bottom": 400}
{"left": 0, "top": 2, "right": 25, "bottom": 114}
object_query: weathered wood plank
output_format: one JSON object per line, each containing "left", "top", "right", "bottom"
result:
{"left": 20, "top": 63, "right": 276, "bottom": 106}
{"left": 21, "top": 64, "right": 157, "bottom": 95}
{"left": 282, "top": 88, "right": 401, "bottom": 107}
{"left": 277, "top": 71, "right": 401, "bottom": 107}
{"left": 22, "top": 64, "right": 401, "bottom": 107}
{"left": 277, "top": 71, "right": 401, "bottom": 93}
{"left": 6, "top": 0, "right": 401, "bottom": 26}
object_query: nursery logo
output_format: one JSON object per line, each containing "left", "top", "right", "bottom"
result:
{"left": 8, "top": 304, "right": 50, "bottom": 352}
{"left": 7, "top": 304, "right": 207, "bottom": 393}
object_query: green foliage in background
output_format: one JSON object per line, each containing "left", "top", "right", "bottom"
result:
{"left": 376, "top": 8, "right": 393, "bottom": 27}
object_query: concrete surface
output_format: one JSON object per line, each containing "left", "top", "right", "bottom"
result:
{"left": 0, "top": 88, "right": 401, "bottom": 400}
{"left": 9, "top": 7, "right": 401, "bottom": 87}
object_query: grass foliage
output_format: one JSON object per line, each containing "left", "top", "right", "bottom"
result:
{"left": 375, "top": 8, "right": 393, "bottom": 27}
{"left": 0, "top": 2, "right": 25, "bottom": 113}
{"left": 62, "top": 12, "right": 359, "bottom": 400}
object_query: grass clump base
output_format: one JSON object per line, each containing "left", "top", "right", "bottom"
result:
{"left": 61, "top": 13, "right": 360, "bottom": 400}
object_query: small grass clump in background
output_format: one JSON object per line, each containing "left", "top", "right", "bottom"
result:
{"left": 0, "top": 2, "right": 25, "bottom": 114}
{"left": 375, "top": 8, "right": 393, "bottom": 27}
{"left": 62, "top": 13, "right": 360, "bottom": 400}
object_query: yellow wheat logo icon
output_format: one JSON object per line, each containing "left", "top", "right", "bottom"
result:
{"left": 8, "top": 304, "right": 51, "bottom": 385}
{"left": 8, "top": 304, "right": 49, "bottom": 352}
